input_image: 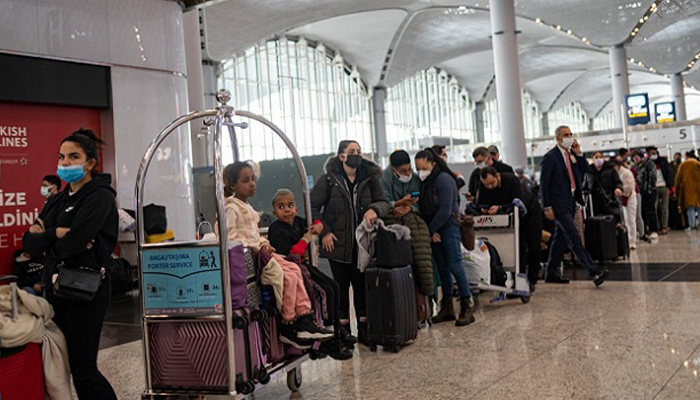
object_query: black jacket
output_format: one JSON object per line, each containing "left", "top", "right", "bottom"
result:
{"left": 23, "top": 174, "right": 119, "bottom": 282}
{"left": 584, "top": 162, "right": 623, "bottom": 217}
{"left": 468, "top": 161, "right": 514, "bottom": 196}
{"left": 268, "top": 216, "right": 307, "bottom": 257}
{"left": 476, "top": 173, "right": 529, "bottom": 210}
{"left": 310, "top": 158, "right": 389, "bottom": 264}
{"left": 653, "top": 156, "right": 673, "bottom": 189}
{"left": 540, "top": 147, "right": 589, "bottom": 215}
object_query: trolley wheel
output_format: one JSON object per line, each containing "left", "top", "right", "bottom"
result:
{"left": 237, "top": 380, "right": 255, "bottom": 395}
{"left": 370, "top": 344, "right": 378, "bottom": 352}
{"left": 521, "top": 295, "right": 531, "bottom": 304}
{"left": 287, "top": 367, "right": 302, "bottom": 392}
{"left": 266, "top": 304, "right": 278, "bottom": 317}
{"left": 233, "top": 315, "right": 247, "bottom": 330}
{"left": 256, "top": 367, "right": 271, "bottom": 385}
{"left": 251, "top": 309, "right": 266, "bottom": 322}
{"left": 309, "top": 350, "right": 318, "bottom": 360}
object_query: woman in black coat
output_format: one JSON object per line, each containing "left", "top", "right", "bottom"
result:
{"left": 585, "top": 151, "right": 623, "bottom": 218}
{"left": 310, "top": 140, "right": 389, "bottom": 345}
{"left": 23, "top": 129, "right": 118, "bottom": 400}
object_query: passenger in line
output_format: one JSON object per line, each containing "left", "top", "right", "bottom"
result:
{"left": 466, "top": 146, "right": 513, "bottom": 201}
{"left": 222, "top": 162, "right": 333, "bottom": 349}
{"left": 647, "top": 146, "right": 673, "bottom": 235}
{"left": 674, "top": 154, "right": 700, "bottom": 230}
{"left": 23, "top": 129, "right": 118, "bottom": 400}
{"left": 539, "top": 125, "right": 609, "bottom": 286}
{"left": 379, "top": 150, "right": 434, "bottom": 301}
{"left": 584, "top": 151, "right": 623, "bottom": 219}
{"left": 613, "top": 159, "right": 638, "bottom": 250}
{"left": 432, "top": 145, "right": 466, "bottom": 189}
{"left": 310, "top": 140, "right": 389, "bottom": 345}
{"left": 476, "top": 167, "right": 542, "bottom": 292}
{"left": 415, "top": 148, "right": 475, "bottom": 326}
{"left": 633, "top": 150, "right": 659, "bottom": 240}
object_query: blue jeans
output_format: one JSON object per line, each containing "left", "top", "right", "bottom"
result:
{"left": 431, "top": 219, "right": 471, "bottom": 299}
{"left": 546, "top": 209, "right": 597, "bottom": 278}
{"left": 687, "top": 207, "right": 699, "bottom": 229}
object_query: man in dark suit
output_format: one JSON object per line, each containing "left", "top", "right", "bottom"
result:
{"left": 540, "top": 125, "right": 609, "bottom": 286}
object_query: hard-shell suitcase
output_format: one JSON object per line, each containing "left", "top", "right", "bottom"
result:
{"left": 232, "top": 308, "right": 270, "bottom": 395}
{"left": 617, "top": 224, "right": 630, "bottom": 259}
{"left": 585, "top": 216, "right": 618, "bottom": 261}
{"left": 365, "top": 265, "right": 418, "bottom": 353}
{"left": 415, "top": 283, "right": 431, "bottom": 328}
{"left": 0, "top": 342, "right": 44, "bottom": 400}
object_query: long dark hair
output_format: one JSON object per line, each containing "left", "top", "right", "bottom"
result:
{"left": 414, "top": 148, "right": 458, "bottom": 183}
{"left": 326, "top": 140, "right": 362, "bottom": 173}
{"left": 223, "top": 161, "right": 253, "bottom": 197}
{"left": 415, "top": 148, "right": 457, "bottom": 219}
{"left": 61, "top": 128, "right": 104, "bottom": 171}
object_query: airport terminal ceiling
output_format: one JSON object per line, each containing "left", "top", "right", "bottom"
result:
{"left": 189, "top": 0, "right": 700, "bottom": 119}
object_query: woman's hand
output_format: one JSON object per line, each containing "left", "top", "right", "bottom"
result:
{"left": 309, "top": 223, "right": 324, "bottom": 235}
{"left": 363, "top": 209, "right": 378, "bottom": 227}
{"left": 487, "top": 205, "right": 500, "bottom": 215}
{"left": 322, "top": 233, "right": 338, "bottom": 253}
{"left": 431, "top": 232, "right": 442, "bottom": 243}
{"left": 393, "top": 205, "right": 411, "bottom": 218}
{"left": 29, "top": 219, "right": 45, "bottom": 234}
{"left": 56, "top": 227, "right": 70, "bottom": 239}
{"left": 614, "top": 188, "right": 623, "bottom": 197}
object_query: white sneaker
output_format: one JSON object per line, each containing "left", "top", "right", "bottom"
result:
{"left": 650, "top": 232, "right": 659, "bottom": 239}
{"left": 630, "top": 244, "right": 636, "bottom": 250}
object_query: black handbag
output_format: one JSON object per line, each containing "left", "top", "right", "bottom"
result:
{"left": 374, "top": 224, "right": 413, "bottom": 268}
{"left": 53, "top": 262, "right": 105, "bottom": 302}
{"left": 144, "top": 204, "right": 167, "bottom": 235}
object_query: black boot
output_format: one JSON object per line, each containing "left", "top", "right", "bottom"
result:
{"left": 357, "top": 321, "right": 368, "bottom": 346}
{"left": 432, "top": 296, "right": 456, "bottom": 323}
{"left": 320, "top": 337, "right": 353, "bottom": 360}
{"left": 456, "top": 297, "right": 476, "bottom": 327}
{"left": 338, "top": 324, "right": 358, "bottom": 349}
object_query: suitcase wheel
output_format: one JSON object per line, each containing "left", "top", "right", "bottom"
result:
{"left": 256, "top": 367, "right": 271, "bottom": 385}
{"left": 520, "top": 296, "right": 531, "bottom": 304}
{"left": 287, "top": 367, "right": 303, "bottom": 392}
{"left": 390, "top": 344, "right": 400, "bottom": 353}
{"left": 236, "top": 380, "right": 255, "bottom": 395}
{"left": 370, "top": 344, "right": 378, "bottom": 352}
{"left": 250, "top": 309, "right": 266, "bottom": 322}
{"left": 233, "top": 315, "right": 248, "bottom": 329}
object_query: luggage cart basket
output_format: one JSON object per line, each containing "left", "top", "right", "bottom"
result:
{"left": 470, "top": 209, "right": 531, "bottom": 304}
{"left": 136, "top": 89, "right": 313, "bottom": 399}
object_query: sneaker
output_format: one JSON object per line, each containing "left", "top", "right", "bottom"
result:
{"left": 649, "top": 232, "right": 659, "bottom": 239}
{"left": 319, "top": 338, "right": 353, "bottom": 360}
{"left": 295, "top": 315, "right": 334, "bottom": 340}
{"left": 338, "top": 325, "right": 358, "bottom": 348}
{"left": 593, "top": 269, "right": 610, "bottom": 287}
{"left": 280, "top": 323, "right": 312, "bottom": 350}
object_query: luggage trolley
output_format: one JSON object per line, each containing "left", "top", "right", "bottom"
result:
{"left": 135, "top": 90, "right": 313, "bottom": 399}
{"left": 470, "top": 209, "right": 531, "bottom": 304}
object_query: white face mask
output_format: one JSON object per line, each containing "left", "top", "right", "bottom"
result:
{"left": 650, "top": 154, "right": 658, "bottom": 161}
{"left": 40, "top": 186, "right": 53, "bottom": 198}
{"left": 561, "top": 137, "right": 574, "bottom": 149}
{"left": 418, "top": 170, "right": 431, "bottom": 181}
{"left": 397, "top": 174, "right": 412, "bottom": 183}
{"left": 475, "top": 162, "right": 486, "bottom": 168}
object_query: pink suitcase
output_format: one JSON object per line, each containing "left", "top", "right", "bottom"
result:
{"left": 232, "top": 308, "right": 270, "bottom": 395}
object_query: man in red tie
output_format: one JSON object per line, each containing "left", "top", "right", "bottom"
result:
{"left": 540, "top": 125, "right": 609, "bottom": 287}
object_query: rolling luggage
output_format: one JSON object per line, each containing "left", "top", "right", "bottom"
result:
{"left": 617, "top": 224, "right": 630, "bottom": 259}
{"left": 415, "top": 283, "right": 431, "bottom": 328}
{"left": 585, "top": 215, "right": 618, "bottom": 261}
{"left": 0, "top": 342, "right": 44, "bottom": 400}
{"left": 365, "top": 265, "right": 418, "bottom": 353}
{"left": 232, "top": 308, "right": 270, "bottom": 395}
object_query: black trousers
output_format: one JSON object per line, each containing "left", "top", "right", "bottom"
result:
{"left": 329, "top": 259, "right": 366, "bottom": 323}
{"left": 520, "top": 209, "right": 543, "bottom": 285}
{"left": 641, "top": 191, "right": 659, "bottom": 233}
{"left": 308, "top": 266, "right": 342, "bottom": 334}
{"left": 48, "top": 276, "right": 117, "bottom": 400}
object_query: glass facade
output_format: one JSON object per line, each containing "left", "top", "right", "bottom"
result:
{"left": 592, "top": 111, "right": 616, "bottom": 131}
{"left": 385, "top": 68, "right": 474, "bottom": 150}
{"left": 219, "top": 37, "right": 373, "bottom": 162}
{"left": 547, "top": 102, "right": 590, "bottom": 134}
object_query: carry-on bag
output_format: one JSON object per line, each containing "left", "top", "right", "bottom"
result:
{"left": 365, "top": 265, "right": 418, "bottom": 352}
{"left": 584, "top": 215, "right": 618, "bottom": 261}
{"left": 228, "top": 243, "right": 248, "bottom": 309}
{"left": 616, "top": 224, "right": 630, "bottom": 259}
{"left": 232, "top": 308, "right": 270, "bottom": 395}
{"left": 375, "top": 224, "right": 413, "bottom": 267}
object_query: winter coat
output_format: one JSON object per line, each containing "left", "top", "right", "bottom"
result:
{"left": 674, "top": 158, "right": 700, "bottom": 209}
{"left": 636, "top": 159, "right": 657, "bottom": 194}
{"left": 23, "top": 174, "right": 119, "bottom": 281}
{"left": 380, "top": 166, "right": 421, "bottom": 209}
{"left": 382, "top": 213, "right": 434, "bottom": 296}
{"left": 310, "top": 157, "right": 390, "bottom": 264}
{"left": 584, "top": 162, "right": 623, "bottom": 217}
{"left": 617, "top": 166, "right": 636, "bottom": 198}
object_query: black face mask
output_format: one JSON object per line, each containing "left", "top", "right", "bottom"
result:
{"left": 344, "top": 154, "right": 362, "bottom": 169}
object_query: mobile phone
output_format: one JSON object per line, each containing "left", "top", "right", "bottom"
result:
{"left": 410, "top": 191, "right": 420, "bottom": 198}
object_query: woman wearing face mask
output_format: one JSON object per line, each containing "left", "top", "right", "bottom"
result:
{"left": 23, "top": 128, "right": 118, "bottom": 399}
{"left": 310, "top": 140, "right": 389, "bottom": 345}
{"left": 584, "top": 151, "right": 623, "bottom": 219}
{"left": 415, "top": 148, "right": 475, "bottom": 327}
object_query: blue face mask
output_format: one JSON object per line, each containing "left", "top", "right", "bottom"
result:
{"left": 57, "top": 164, "right": 86, "bottom": 183}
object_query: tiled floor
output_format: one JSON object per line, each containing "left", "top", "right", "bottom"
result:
{"left": 97, "top": 231, "right": 700, "bottom": 399}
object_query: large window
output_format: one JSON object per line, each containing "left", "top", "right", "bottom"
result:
{"left": 592, "top": 112, "right": 616, "bottom": 131}
{"left": 220, "top": 38, "right": 373, "bottom": 162}
{"left": 547, "top": 102, "right": 589, "bottom": 134}
{"left": 385, "top": 68, "right": 474, "bottom": 150}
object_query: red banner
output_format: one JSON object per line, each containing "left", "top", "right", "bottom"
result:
{"left": 0, "top": 102, "right": 102, "bottom": 275}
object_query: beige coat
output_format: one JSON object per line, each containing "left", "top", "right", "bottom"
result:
{"left": 220, "top": 196, "right": 270, "bottom": 251}
{"left": 674, "top": 158, "right": 700, "bottom": 209}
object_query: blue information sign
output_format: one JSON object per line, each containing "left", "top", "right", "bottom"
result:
{"left": 142, "top": 246, "right": 224, "bottom": 316}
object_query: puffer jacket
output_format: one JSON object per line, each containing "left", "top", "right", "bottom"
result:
{"left": 382, "top": 213, "right": 434, "bottom": 296}
{"left": 310, "top": 157, "right": 390, "bottom": 264}
{"left": 636, "top": 159, "right": 657, "bottom": 194}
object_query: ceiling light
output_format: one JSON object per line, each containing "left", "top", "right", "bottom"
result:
{"left": 535, "top": 17, "right": 542, "bottom": 24}
{"left": 567, "top": 29, "right": 572, "bottom": 35}
{"left": 630, "top": 58, "right": 635, "bottom": 62}
{"left": 644, "top": 15, "right": 649, "bottom": 21}
{"left": 631, "top": 32, "right": 637, "bottom": 36}
{"left": 556, "top": 25, "right": 561, "bottom": 30}
{"left": 639, "top": 18, "right": 644, "bottom": 23}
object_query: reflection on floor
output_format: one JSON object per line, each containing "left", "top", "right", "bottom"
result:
{"left": 99, "top": 231, "right": 700, "bottom": 399}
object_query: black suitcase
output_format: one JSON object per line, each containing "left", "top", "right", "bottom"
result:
{"left": 365, "top": 265, "right": 417, "bottom": 353}
{"left": 585, "top": 216, "right": 618, "bottom": 262}
{"left": 616, "top": 225, "right": 630, "bottom": 259}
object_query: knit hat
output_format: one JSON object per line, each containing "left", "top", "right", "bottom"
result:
{"left": 389, "top": 150, "right": 411, "bottom": 167}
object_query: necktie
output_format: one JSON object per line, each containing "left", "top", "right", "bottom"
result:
{"left": 564, "top": 151, "right": 576, "bottom": 191}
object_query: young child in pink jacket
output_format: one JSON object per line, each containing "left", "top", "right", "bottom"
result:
{"left": 222, "top": 162, "right": 332, "bottom": 349}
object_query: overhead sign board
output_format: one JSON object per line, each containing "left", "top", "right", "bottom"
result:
{"left": 626, "top": 93, "right": 650, "bottom": 126}
{"left": 655, "top": 102, "right": 676, "bottom": 124}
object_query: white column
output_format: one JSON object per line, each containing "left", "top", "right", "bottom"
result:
{"left": 671, "top": 72, "right": 687, "bottom": 121}
{"left": 541, "top": 111, "right": 549, "bottom": 136}
{"left": 490, "top": 0, "right": 527, "bottom": 167}
{"left": 475, "top": 101, "right": 486, "bottom": 143}
{"left": 183, "top": 10, "right": 209, "bottom": 168}
{"left": 609, "top": 44, "right": 630, "bottom": 128}
{"left": 372, "top": 86, "right": 388, "bottom": 165}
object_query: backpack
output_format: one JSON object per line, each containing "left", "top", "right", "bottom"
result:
{"left": 481, "top": 239, "right": 507, "bottom": 287}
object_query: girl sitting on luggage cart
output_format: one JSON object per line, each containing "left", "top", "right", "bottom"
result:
{"left": 268, "top": 188, "right": 356, "bottom": 360}
{"left": 222, "top": 162, "right": 333, "bottom": 349}
{"left": 415, "top": 148, "right": 476, "bottom": 327}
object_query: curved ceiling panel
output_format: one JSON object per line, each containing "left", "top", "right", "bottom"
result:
{"left": 631, "top": 0, "right": 700, "bottom": 44}
{"left": 203, "top": 0, "right": 415, "bottom": 60}
{"left": 685, "top": 67, "right": 700, "bottom": 89}
{"left": 519, "top": 46, "right": 608, "bottom": 83}
{"left": 627, "top": 14, "right": 700, "bottom": 73}
{"left": 437, "top": 50, "right": 494, "bottom": 100}
{"left": 287, "top": 10, "right": 407, "bottom": 86}
{"left": 524, "top": 70, "right": 588, "bottom": 111}
{"left": 431, "top": 0, "right": 655, "bottom": 46}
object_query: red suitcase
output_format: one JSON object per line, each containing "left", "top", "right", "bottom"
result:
{"left": 0, "top": 343, "right": 44, "bottom": 400}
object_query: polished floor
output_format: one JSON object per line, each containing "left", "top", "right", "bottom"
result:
{"left": 99, "top": 230, "right": 700, "bottom": 399}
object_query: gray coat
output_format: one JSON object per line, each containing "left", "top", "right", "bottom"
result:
{"left": 310, "top": 157, "right": 390, "bottom": 264}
